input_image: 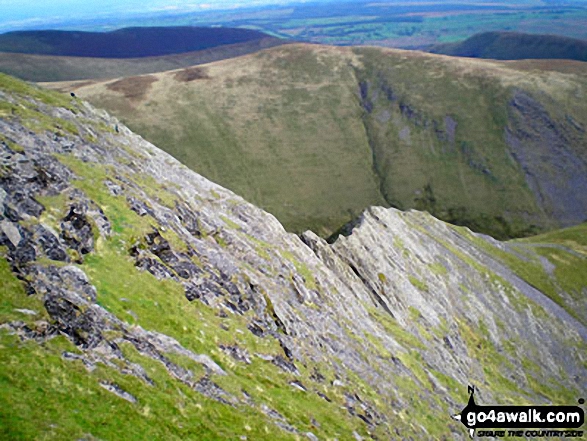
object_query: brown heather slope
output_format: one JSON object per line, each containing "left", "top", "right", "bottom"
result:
{"left": 43, "top": 44, "right": 587, "bottom": 239}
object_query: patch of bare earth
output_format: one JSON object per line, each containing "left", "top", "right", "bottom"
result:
{"left": 106, "top": 75, "right": 158, "bottom": 100}
{"left": 504, "top": 59, "right": 587, "bottom": 75}
{"left": 172, "top": 67, "right": 210, "bottom": 82}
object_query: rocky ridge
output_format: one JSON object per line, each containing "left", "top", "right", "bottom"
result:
{"left": 0, "top": 74, "right": 585, "bottom": 439}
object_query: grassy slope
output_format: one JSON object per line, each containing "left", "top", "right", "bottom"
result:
{"left": 0, "top": 75, "right": 459, "bottom": 440}
{"left": 429, "top": 31, "right": 587, "bottom": 61}
{"left": 58, "top": 45, "right": 387, "bottom": 237}
{"left": 53, "top": 44, "right": 587, "bottom": 239}
{"left": 353, "top": 47, "right": 576, "bottom": 238}
{"left": 0, "top": 38, "right": 286, "bottom": 82}
{"left": 0, "top": 74, "right": 379, "bottom": 439}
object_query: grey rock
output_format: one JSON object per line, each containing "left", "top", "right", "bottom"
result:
{"left": 14, "top": 308, "right": 38, "bottom": 316}
{"left": 104, "top": 179, "right": 122, "bottom": 196}
{"left": 127, "top": 196, "right": 150, "bottom": 216}
{"left": 33, "top": 224, "right": 68, "bottom": 261}
{"left": 0, "top": 220, "right": 20, "bottom": 247}
{"left": 60, "top": 204, "right": 94, "bottom": 257}
{"left": 220, "top": 344, "right": 251, "bottom": 364}
{"left": 99, "top": 381, "right": 137, "bottom": 403}
{"left": 506, "top": 89, "right": 587, "bottom": 226}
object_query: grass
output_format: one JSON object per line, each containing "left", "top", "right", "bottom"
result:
{"left": 408, "top": 275, "right": 429, "bottom": 292}
{"left": 456, "top": 318, "right": 527, "bottom": 403}
{"left": 0, "top": 72, "right": 75, "bottom": 109}
{"left": 0, "top": 331, "right": 298, "bottom": 440}
{"left": 0, "top": 73, "right": 82, "bottom": 139}
{"left": 280, "top": 249, "right": 317, "bottom": 290}
{"left": 368, "top": 306, "right": 425, "bottom": 350}
{"left": 0, "top": 254, "right": 48, "bottom": 324}
{"left": 428, "top": 262, "right": 448, "bottom": 277}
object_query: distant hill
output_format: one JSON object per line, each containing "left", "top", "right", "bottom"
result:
{"left": 429, "top": 31, "right": 587, "bottom": 61}
{"left": 0, "top": 26, "right": 277, "bottom": 58}
{"left": 0, "top": 37, "right": 286, "bottom": 82}
{"left": 48, "top": 44, "right": 587, "bottom": 240}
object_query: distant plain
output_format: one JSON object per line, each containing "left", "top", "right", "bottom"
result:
{"left": 12, "top": 0, "right": 585, "bottom": 49}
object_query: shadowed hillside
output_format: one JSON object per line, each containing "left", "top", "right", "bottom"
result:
{"left": 0, "top": 27, "right": 277, "bottom": 58}
{"left": 46, "top": 44, "right": 587, "bottom": 239}
{"left": 429, "top": 31, "right": 587, "bottom": 61}
{"left": 0, "top": 37, "right": 286, "bottom": 82}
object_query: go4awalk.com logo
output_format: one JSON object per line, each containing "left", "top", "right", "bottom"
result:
{"left": 452, "top": 386, "right": 585, "bottom": 438}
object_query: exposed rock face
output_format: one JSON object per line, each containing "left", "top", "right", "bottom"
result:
{"left": 0, "top": 75, "right": 585, "bottom": 439}
{"left": 505, "top": 89, "right": 587, "bottom": 226}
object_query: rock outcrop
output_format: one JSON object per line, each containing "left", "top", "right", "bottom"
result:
{"left": 0, "top": 74, "right": 585, "bottom": 440}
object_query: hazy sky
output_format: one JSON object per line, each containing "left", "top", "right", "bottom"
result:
{"left": 0, "top": 0, "right": 302, "bottom": 32}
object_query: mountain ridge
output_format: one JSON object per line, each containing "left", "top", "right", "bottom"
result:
{"left": 429, "top": 31, "right": 587, "bottom": 61}
{"left": 0, "top": 36, "right": 287, "bottom": 82}
{"left": 0, "top": 26, "right": 279, "bottom": 58}
{"left": 0, "top": 72, "right": 585, "bottom": 439}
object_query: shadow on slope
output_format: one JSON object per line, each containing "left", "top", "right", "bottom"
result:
{"left": 429, "top": 31, "right": 587, "bottom": 61}
{"left": 0, "top": 37, "right": 287, "bottom": 82}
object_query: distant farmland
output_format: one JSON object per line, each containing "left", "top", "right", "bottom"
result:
{"left": 69, "top": 1, "right": 587, "bottom": 49}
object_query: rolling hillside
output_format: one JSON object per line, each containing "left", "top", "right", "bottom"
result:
{"left": 0, "top": 27, "right": 278, "bottom": 58}
{"left": 429, "top": 31, "right": 587, "bottom": 61}
{"left": 46, "top": 44, "right": 587, "bottom": 239}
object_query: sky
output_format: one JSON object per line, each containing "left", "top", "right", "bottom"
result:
{"left": 0, "top": 0, "right": 304, "bottom": 32}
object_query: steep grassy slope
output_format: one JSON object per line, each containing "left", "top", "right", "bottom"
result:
{"left": 54, "top": 44, "right": 587, "bottom": 239}
{"left": 0, "top": 74, "right": 585, "bottom": 440}
{"left": 0, "top": 37, "right": 286, "bottom": 82}
{"left": 50, "top": 45, "right": 387, "bottom": 237}
{"left": 429, "top": 31, "right": 587, "bottom": 61}
{"left": 353, "top": 47, "right": 587, "bottom": 238}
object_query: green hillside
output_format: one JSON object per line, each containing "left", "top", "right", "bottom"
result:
{"left": 429, "top": 31, "right": 587, "bottom": 61}
{"left": 54, "top": 44, "right": 587, "bottom": 239}
{"left": 0, "top": 27, "right": 276, "bottom": 58}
